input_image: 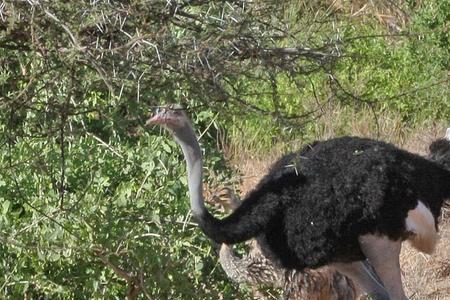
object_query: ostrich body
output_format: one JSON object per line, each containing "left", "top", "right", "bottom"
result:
{"left": 148, "top": 106, "right": 450, "bottom": 300}
{"left": 209, "top": 187, "right": 361, "bottom": 300}
{"left": 220, "top": 243, "right": 360, "bottom": 300}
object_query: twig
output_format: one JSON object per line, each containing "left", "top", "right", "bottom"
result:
{"left": 87, "top": 132, "right": 124, "bottom": 158}
{"left": 59, "top": 102, "right": 67, "bottom": 210}
{"left": 198, "top": 112, "right": 219, "bottom": 141}
{"left": 93, "top": 248, "right": 143, "bottom": 300}
{"left": 140, "top": 271, "right": 153, "bottom": 299}
{"left": 40, "top": 6, "right": 85, "bottom": 51}
{"left": 136, "top": 171, "right": 151, "bottom": 200}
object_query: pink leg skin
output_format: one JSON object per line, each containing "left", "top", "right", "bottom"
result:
{"left": 359, "top": 234, "right": 409, "bottom": 300}
{"left": 333, "top": 261, "right": 390, "bottom": 300}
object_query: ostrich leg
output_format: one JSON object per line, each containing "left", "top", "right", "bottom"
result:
{"left": 334, "top": 261, "right": 389, "bottom": 300}
{"left": 360, "top": 235, "right": 408, "bottom": 300}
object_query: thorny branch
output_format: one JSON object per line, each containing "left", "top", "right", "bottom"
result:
{"left": 0, "top": 0, "right": 343, "bottom": 123}
{"left": 93, "top": 247, "right": 150, "bottom": 300}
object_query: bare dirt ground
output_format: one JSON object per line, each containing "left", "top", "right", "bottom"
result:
{"left": 225, "top": 123, "right": 450, "bottom": 299}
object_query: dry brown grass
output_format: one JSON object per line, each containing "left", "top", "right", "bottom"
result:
{"left": 224, "top": 107, "right": 450, "bottom": 299}
{"left": 328, "top": 0, "right": 411, "bottom": 31}
{"left": 401, "top": 217, "right": 450, "bottom": 299}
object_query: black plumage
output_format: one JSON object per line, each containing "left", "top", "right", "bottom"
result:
{"left": 199, "top": 136, "right": 450, "bottom": 270}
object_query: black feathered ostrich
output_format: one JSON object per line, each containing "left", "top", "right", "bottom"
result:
{"left": 147, "top": 105, "right": 450, "bottom": 300}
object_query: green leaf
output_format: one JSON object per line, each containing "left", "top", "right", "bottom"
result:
{"left": 2, "top": 200, "right": 10, "bottom": 215}
{"left": 162, "top": 141, "right": 172, "bottom": 154}
{"left": 195, "top": 261, "right": 204, "bottom": 272}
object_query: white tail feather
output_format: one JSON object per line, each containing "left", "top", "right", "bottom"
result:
{"left": 405, "top": 201, "right": 437, "bottom": 254}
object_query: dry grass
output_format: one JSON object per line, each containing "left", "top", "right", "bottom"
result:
{"left": 401, "top": 217, "right": 450, "bottom": 299}
{"left": 224, "top": 107, "right": 450, "bottom": 299}
{"left": 329, "top": 0, "right": 411, "bottom": 32}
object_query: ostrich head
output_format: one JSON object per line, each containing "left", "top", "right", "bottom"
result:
{"left": 429, "top": 127, "right": 450, "bottom": 170}
{"left": 146, "top": 104, "right": 185, "bottom": 127}
{"left": 146, "top": 104, "right": 194, "bottom": 141}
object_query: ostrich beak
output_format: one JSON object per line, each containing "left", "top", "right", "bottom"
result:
{"left": 146, "top": 113, "right": 164, "bottom": 126}
{"left": 445, "top": 128, "right": 450, "bottom": 141}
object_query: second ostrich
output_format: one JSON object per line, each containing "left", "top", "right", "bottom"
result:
{"left": 147, "top": 105, "right": 450, "bottom": 300}
{"left": 209, "top": 186, "right": 361, "bottom": 300}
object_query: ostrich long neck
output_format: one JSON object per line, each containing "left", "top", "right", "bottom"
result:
{"left": 174, "top": 125, "right": 206, "bottom": 218}
{"left": 170, "top": 116, "right": 281, "bottom": 244}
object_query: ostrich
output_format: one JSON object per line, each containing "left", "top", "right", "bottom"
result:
{"left": 208, "top": 186, "right": 361, "bottom": 300}
{"left": 147, "top": 105, "right": 450, "bottom": 300}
